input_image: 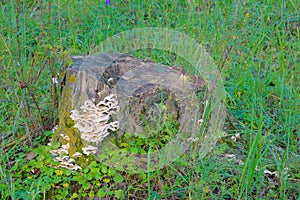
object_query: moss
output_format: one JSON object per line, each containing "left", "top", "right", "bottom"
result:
{"left": 65, "top": 115, "right": 75, "bottom": 128}
{"left": 66, "top": 128, "right": 81, "bottom": 154}
{"left": 53, "top": 68, "right": 98, "bottom": 169}
{"left": 54, "top": 74, "right": 82, "bottom": 153}
{"left": 65, "top": 57, "right": 74, "bottom": 67}
{"left": 58, "top": 71, "right": 65, "bottom": 79}
{"left": 69, "top": 75, "right": 76, "bottom": 83}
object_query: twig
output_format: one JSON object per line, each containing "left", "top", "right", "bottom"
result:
{"left": 47, "top": 1, "right": 59, "bottom": 120}
{"left": 217, "top": 0, "right": 241, "bottom": 70}
{"left": 27, "top": 88, "right": 45, "bottom": 133}
{"left": 219, "top": 45, "right": 233, "bottom": 70}
{"left": 3, "top": 135, "right": 27, "bottom": 148}
{"left": 0, "top": 132, "right": 13, "bottom": 142}
{"left": 16, "top": 0, "right": 22, "bottom": 65}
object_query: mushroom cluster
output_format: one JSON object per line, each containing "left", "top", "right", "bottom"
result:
{"left": 70, "top": 94, "right": 120, "bottom": 144}
{"left": 50, "top": 94, "right": 120, "bottom": 171}
{"left": 49, "top": 143, "right": 82, "bottom": 171}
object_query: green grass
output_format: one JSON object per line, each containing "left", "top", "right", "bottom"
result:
{"left": 0, "top": 0, "right": 299, "bottom": 199}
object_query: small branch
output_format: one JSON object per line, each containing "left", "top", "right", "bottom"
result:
{"left": 16, "top": 0, "right": 22, "bottom": 68}
{"left": 217, "top": 0, "right": 241, "bottom": 70}
{"left": 27, "top": 88, "right": 45, "bottom": 133}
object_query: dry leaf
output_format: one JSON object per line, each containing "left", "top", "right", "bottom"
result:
{"left": 26, "top": 152, "right": 37, "bottom": 160}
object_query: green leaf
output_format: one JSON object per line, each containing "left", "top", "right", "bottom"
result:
{"left": 101, "top": 166, "right": 108, "bottom": 174}
{"left": 94, "top": 172, "right": 102, "bottom": 180}
{"left": 41, "top": 166, "right": 53, "bottom": 175}
{"left": 96, "top": 188, "right": 107, "bottom": 198}
{"left": 113, "top": 173, "right": 124, "bottom": 183}
{"left": 85, "top": 174, "right": 93, "bottom": 181}
{"left": 150, "top": 191, "right": 161, "bottom": 200}
{"left": 83, "top": 168, "right": 89, "bottom": 173}
{"left": 108, "top": 168, "right": 117, "bottom": 176}
{"left": 88, "top": 161, "right": 98, "bottom": 169}
{"left": 71, "top": 193, "right": 78, "bottom": 199}
{"left": 44, "top": 130, "right": 53, "bottom": 137}
{"left": 88, "top": 191, "right": 95, "bottom": 197}
{"left": 130, "top": 147, "right": 139, "bottom": 154}
{"left": 103, "top": 178, "right": 110, "bottom": 183}
{"left": 82, "top": 182, "right": 90, "bottom": 190}
{"left": 89, "top": 167, "right": 100, "bottom": 176}
{"left": 64, "top": 169, "right": 72, "bottom": 176}
{"left": 36, "top": 160, "right": 44, "bottom": 168}
{"left": 124, "top": 133, "right": 132, "bottom": 138}
{"left": 115, "top": 189, "right": 125, "bottom": 199}
{"left": 120, "top": 142, "right": 129, "bottom": 148}
{"left": 140, "top": 149, "right": 147, "bottom": 154}
{"left": 136, "top": 138, "right": 145, "bottom": 145}
{"left": 45, "top": 157, "right": 55, "bottom": 165}
{"left": 74, "top": 175, "right": 85, "bottom": 184}
{"left": 38, "top": 154, "right": 46, "bottom": 160}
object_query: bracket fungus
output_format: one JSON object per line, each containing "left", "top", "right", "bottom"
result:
{"left": 71, "top": 152, "right": 83, "bottom": 158}
{"left": 82, "top": 145, "right": 98, "bottom": 156}
{"left": 70, "top": 94, "right": 120, "bottom": 144}
{"left": 50, "top": 94, "right": 120, "bottom": 170}
{"left": 50, "top": 143, "right": 82, "bottom": 171}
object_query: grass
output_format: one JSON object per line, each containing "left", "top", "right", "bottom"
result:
{"left": 0, "top": 0, "right": 299, "bottom": 199}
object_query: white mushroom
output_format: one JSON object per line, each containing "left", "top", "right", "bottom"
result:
{"left": 60, "top": 134, "right": 70, "bottom": 141}
{"left": 82, "top": 145, "right": 97, "bottom": 156}
{"left": 71, "top": 152, "right": 83, "bottom": 158}
{"left": 61, "top": 143, "right": 69, "bottom": 150}
{"left": 70, "top": 94, "right": 120, "bottom": 144}
{"left": 50, "top": 93, "right": 120, "bottom": 171}
{"left": 59, "top": 161, "right": 82, "bottom": 171}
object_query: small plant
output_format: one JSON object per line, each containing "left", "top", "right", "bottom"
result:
{"left": 116, "top": 112, "right": 180, "bottom": 154}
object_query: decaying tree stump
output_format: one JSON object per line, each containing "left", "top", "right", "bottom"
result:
{"left": 52, "top": 53, "right": 208, "bottom": 171}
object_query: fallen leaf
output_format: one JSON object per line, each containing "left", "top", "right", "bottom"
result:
{"left": 26, "top": 152, "right": 37, "bottom": 160}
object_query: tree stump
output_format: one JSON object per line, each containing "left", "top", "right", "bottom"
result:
{"left": 52, "top": 53, "right": 208, "bottom": 171}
